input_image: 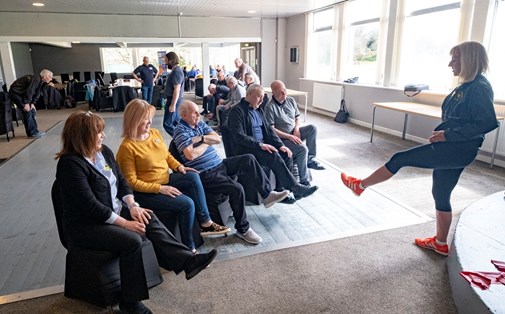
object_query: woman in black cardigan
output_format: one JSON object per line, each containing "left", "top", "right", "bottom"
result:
{"left": 55, "top": 111, "right": 217, "bottom": 314}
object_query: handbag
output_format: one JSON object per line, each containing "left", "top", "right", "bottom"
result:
{"left": 334, "top": 98, "right": 349, "bottom": 123}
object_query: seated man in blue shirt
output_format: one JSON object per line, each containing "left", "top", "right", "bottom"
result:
{"left": 132, "top": 56, "right": 159, "bottom": 104}
{"left": 173, "top": 100, "right": 290, "bottom": 244}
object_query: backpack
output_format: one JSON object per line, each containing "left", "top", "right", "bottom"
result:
{"left": 64, "top": 95, "right": 76, "bottom": 108}
{"left": 334, "top": 98, "right": 349, "bottom": 123}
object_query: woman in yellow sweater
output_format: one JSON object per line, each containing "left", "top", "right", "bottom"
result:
{"left": 117, "top": 99, "right": 230, "bottom": 251}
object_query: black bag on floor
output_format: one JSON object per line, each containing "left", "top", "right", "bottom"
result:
{"left": 334, "top": 99, "right": 349, "bottom": 123}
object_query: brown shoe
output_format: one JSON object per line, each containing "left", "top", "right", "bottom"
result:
{"left": 200, "top": 222, "right": 231, "bottom": 236}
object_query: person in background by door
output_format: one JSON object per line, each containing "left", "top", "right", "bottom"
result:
{"left": 8, "top": 69, "right": 53, "bottom": 138}
{"left": 233, "top": 58, "right": 260, "bottom": 84}
{"left": 132, "top": 56, "right": 159, "bottom": 105}
{"left": 163, "top": 52, "right": 185, "bottom": 136}
{"left": 340, "top": 41, "right": 498, "bottom": 257}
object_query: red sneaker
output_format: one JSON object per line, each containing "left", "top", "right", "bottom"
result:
{"left": 415, "top": 236, "right": 449, "bottom": 256}
{"left": 341, "top": 172, "right": 365, "bottom": 196}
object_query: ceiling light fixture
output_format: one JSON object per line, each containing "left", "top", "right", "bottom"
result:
{"left": 248, "top": 10, "right": 256, "bottom": 14}
{"left": 33, "top": 2, "right": 45, "bottom": 7}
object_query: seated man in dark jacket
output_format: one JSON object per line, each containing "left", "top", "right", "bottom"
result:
{"left": 201, "top": 83, "right": 229, "bottom": 119}
{"left": 8, "top": 69, "right": 53, "bottom": 138}
{"left": 227, "top": 84, "right": 318, "bottom": 202}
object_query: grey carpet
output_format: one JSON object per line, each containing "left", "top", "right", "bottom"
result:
{"left": 0, "top": 222, "right": 457, "bottom": 314}
{"left": 1, "top": 109, "right": 503, "bottom": 313}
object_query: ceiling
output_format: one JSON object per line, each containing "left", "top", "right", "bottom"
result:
{"left": 0, "top": 0, "right": 343, "bottom": 19}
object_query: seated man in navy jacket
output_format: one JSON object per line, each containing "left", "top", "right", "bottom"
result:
{"left": 201, "top": 83, "right": 229, "bottom": 119}
{"left": 227, "top": 84, "right": 318, "bottom": 201}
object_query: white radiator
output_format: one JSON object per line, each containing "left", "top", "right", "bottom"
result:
{"left": 312, "top": 83, "right": 343, "bottom": 113}
{"left": 482, "top": 104, "right": 505, "bottom": 156}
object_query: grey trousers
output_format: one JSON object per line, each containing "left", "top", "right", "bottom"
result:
{"left": 281, "top": 124, "right": 317, "bottom": 183}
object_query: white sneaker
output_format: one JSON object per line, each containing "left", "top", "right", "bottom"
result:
{"left": 236, "top": 228, "right": 262, "bottom": 244}
{"left": 263, "top": 190, "right": 290, "bottom": 208}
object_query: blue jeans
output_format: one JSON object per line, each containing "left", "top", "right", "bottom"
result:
{"left": 163, "top": 97, "right": 182, "bottom": 136}
{"left": 141, "top": 85, "right": 154, "bottom": 104}
{"left": 133, "top": 172, "right": 210, "bottom": 250}
{"left": 9, "top": 92, "right": 40, "bottom": 137}
{"left": 385, "top": 140, "right": 481, "bottom": 212}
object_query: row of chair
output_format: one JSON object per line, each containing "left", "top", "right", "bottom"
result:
{"left": 60, "top": 71, "right": 105, "bottom": 85}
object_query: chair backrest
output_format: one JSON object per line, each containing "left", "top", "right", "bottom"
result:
{"left": 94, "top": 71, "right": 105, "bottom": 86}
{"left": 60, "top": 73, "right": 70, "bottom": 83}
{"left": 51, "top": 180, "right": 68, "bottom": 249}
{"left": 168, "top": 140, "right": 185, "bottom": 163}
{"left": 84, "top": 71, "right": 92, "bottom": 82}
{"left": 73, "top": 72, "right": 81, "bottom": 82}
{"left": 110, "top": 72, "right": 118, "bottom": 82}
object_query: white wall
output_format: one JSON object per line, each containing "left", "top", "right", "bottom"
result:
{"left": 288, "top": 14, "right": 504, "bottom": 167}
{"left": 285, "top": 14, "right": 306, "bottom": 91}
{"left": 0, "top": 13, "right": 261, "bottom": 40}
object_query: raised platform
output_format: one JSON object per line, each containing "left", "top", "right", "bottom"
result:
{"left": 448, "top": 191, "right": 505, "bottom": 314}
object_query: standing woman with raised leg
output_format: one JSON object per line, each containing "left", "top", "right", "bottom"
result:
{"left": 341, "top": 41, "right": 498, "bottom": 256}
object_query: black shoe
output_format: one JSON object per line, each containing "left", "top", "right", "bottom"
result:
{"left": 280, "top": 193, "right": 297, "bottom": 204}
{"left": 292, "top": 184, "right": 318, "bottom": 200}
{"left": 184, "top": 249, "right": 218, "bottom": 280}
{"left": 299, "top": 181, "right": 311, "bottom": 187}
{"left": 307, "top": 159, "right": 325, "bottom": 170}
{"left": 119, "top": 301, "right": 152, "bottom": 314}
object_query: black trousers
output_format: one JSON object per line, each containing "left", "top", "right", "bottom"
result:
{"left": 67, "top": 211, "right": 193, "bottom": 302}
{"left": 235, "top": 148, "right": 297, "bottom": 191}
{"left": 199, "top": 154, "right": 272, "bottom": 233}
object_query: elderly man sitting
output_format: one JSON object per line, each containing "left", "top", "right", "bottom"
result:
{"left": 264, "top": 80, "right": 325, "bottom": 186}
{"left": 173, "top": 100, "right": 290, "bottom": 244}
{"left": 215, "top": 76, "right": 246, "bottom": 127}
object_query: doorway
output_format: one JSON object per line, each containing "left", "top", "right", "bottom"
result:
{"left": 240, "top": 42, "right": 261, "bottom": 78}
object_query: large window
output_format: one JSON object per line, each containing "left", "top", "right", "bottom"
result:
{"left": 101, "top": 48, "right": 134, "bottom": 73}
{"left": 101, "top": 44, "right": 240, "bottom": 77}
{"left": 395, "top": 1, "right": 461, "bottom": 91}
{"left": 342, "top": 0, "right": 382, "bottom": 85}
{"left": 486, "top": 0, "right": 505, "bottom": 101}
{"left": 307, "top": 8, "right": 335, "bottom": 80}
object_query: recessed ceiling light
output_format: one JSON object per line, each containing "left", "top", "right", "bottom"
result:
{"left": 33, "top": 2, "right": 45, "bottom": 7}
{"left": 248, "top": 10, "right": 256, "bottom": 14}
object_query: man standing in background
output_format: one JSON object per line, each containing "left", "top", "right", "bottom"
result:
{"left": 133, "top": 56, "right": 159, "bottom": 104}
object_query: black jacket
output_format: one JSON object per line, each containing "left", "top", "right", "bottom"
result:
{"left": 9, "top": 75, "right": 47, "bottom": 105}
{"left": 227, "top": 98, "right": 284, "bottom": 156}
{"left": 56, "top": 145, "right": 132, "bottom": 237}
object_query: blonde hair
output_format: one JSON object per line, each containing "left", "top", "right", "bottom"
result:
{"left": 55, "top": 111, "right": 105, "bottom": 159}
{"left": 451, "top": 41, "right": 488, "bottom": 83}
{"left": 122, "top": 99, "right": 156, "bottom": 139}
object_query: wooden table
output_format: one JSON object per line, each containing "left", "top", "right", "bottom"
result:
{"left": 264, "top": 87, "right": 309, "bottom": 122}
{"left": 370, "top": 102, "right": 504, "bottom": 168}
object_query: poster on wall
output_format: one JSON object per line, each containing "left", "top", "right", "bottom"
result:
{"left": 157, "top": 51, "right": 167, "bottom": 73}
